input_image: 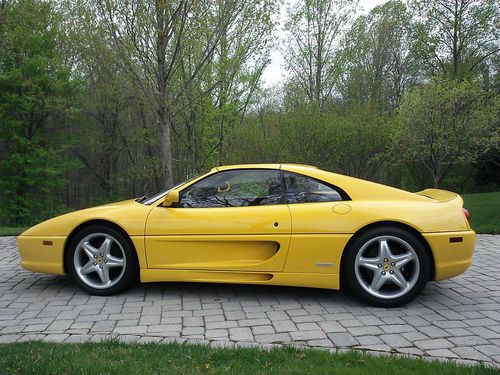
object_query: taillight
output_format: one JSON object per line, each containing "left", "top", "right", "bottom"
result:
{"left": 463, "top": 208, "right": 470, "bottom": 223}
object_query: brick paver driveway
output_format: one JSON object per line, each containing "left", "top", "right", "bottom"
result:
{"left": 1, "top": 235, "right": 499, "bottom": 367}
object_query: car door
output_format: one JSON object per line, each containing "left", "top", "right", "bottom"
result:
{"left": 282, "top": 170, "right": 353, "bottom": 275}
{"left": 145, "top": 169, "right": 291, "bottom": 272}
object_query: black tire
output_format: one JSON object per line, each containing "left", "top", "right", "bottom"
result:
{"left": 343, "top": 226, "right": 430, "bottom": 308}
{"left": 65, "top": 225, "right": 138, "bottom": 296}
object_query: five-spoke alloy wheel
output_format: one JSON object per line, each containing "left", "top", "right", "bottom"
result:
{"left": 66, "top": 226, "right": 138, "bottom": 295}
{"left": 344, "top": 227, "right": 430, "bottom": 307}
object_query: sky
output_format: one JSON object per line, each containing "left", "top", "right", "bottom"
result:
{"left": 261, "top": 0, "right": 388, "bottom": 86}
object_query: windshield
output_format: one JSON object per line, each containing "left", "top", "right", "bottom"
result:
{"left": 136, "top": 176, "right": 198, "bottom": 205}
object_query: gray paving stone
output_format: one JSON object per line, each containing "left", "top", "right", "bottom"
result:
{"left": 115, "top": 319, "right": 139, "bottom": 327}
{"left": 183, "top": 317, "right": 204, "bottom": 327}
{"left": 451, "top": 347, "right": 492, "bottom": 362}
{"left": 476, "top": 345, "right": 500, "bottom": 356}
{"left": 425, "top": 349, "right": 460, "bottom": 358}
{"left": 252, "top": 325, "right": 275, "bottom": 335}
{"left": 46, "top": 319, "right": 74, "bottom": 332}
{"left": 139, "top": 315, "right": 161, "bottom": 326}
{"left": 205, "top": 329, "right": 228, "bottom": 339}
{"left": 23, "top": 323, "right": 50, "bottom": 332}
{"left": 273, "top": 320, "right": 297, "bottom": 333}
{"left": 182, "top": 327, "right": 205, "bottom": 335}
{"left": 449, "top": 335, "right": 489, "bottom": 346}
{"left": 113, "top": 326, "right": 148, "bottom": 335}
{"left": 357, "top": 315, "right": 383, "bottom": 326}
{"left": 414, "top": 338, "right": 454, "bottom": 350}
{"left": 267, "top": 311, "right": 289, "bottom": 321}
{"left": 381, "top": 324, "right": 416, "bottom": 334}
{"left": 254, "top": 333, "right": 291, "bottom": 344}
{"left": 318, "top": 321, "right": 346, "bottom": 333}
{"left": 347, "top": 326, "right": 383, "bottom": 337}
{"left": 417, "top": 325, "right": 450, "bottom": 339}
{"left": 148, "top": 324, "right": 182, "bottom": 333}
{"left": 356, "top": 335, "right": 383, "bottom": 345}
{"left": 380, "top": 334, "right": 412, "bottom": 348}
{"left": 355, "top": 344, "right": 392, "bottom": 352}
{"left": 91, "top": 320, "right": 116, "bottom": 332}
{"left": 206, "top": 320, "right": 238, "bottom": 330}
{"left": 328, "top": 333, "right": 358, "bottom": 347}
{"left": 229, "top": 327, "right": 253, "bottom": 341}
{"left": 238, "top": 318, "right": 271, "bottom": 327}
{"left": 204, "top": 314, "right": 225, "bottom": 323}
{"left": 291, "top": 314, "right": 324, "bottom": 323}
{"left": 401, "top": 331, "right": 429, "bottom": 342}
{"left": 445, "top": 328, "right": 472, "bottom": 337}
{"left": 290, "top": 330, "right": 327, "bottom": 341}
{"left": 307, "top": 339, "right": 333, "bottom": 347}
{"left": 0, "top": 235, "right": 499, "bottom": 367}
{"left": 296, "top": 322, "right": 320, "bottom": 331}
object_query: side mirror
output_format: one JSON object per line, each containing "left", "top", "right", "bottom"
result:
{"left": 163, "top": 189, "right": 180, "bottom": 207}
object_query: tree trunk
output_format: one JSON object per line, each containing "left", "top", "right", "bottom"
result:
{"left": 157, "top": 59, "right": 174, "bottom": 188}
{"left": 155, "top": 1, "right": 174, "bottom": 188}
{"left": 158, "top": 102, "right": 174, "bottom": 188}
{"left": 432, "top": 173, "right": 442, "bottom": 188}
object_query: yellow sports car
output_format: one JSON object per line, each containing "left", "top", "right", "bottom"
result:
{"left": 17, "top": 164, "right": 475, "bottom": 307}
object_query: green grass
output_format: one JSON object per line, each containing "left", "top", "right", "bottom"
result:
{"left": 0, "top": 341, "right": 496, "bottom": 374}
{"left": 0, "top": 227, "right": 26, "bottom": 236}
{"left": 462, "top": 192, "right": 500, "bottom": 234}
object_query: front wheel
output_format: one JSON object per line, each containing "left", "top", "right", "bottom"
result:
{"left": 344, "top": 227, "right": 430, "bottom": 307}
{"left": 66, "top": 226, "right": 138, "bottom": 296}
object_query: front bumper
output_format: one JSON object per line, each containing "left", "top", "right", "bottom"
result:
{"left": 423, "top": 230, "right": 476, "bottom": 281}
{"left": 16, "top": 235, "right": 66, "bottom": 275}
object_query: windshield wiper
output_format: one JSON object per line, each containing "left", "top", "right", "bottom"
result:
{"left": 136, "top": 192, "right": 154, "bottom": 204}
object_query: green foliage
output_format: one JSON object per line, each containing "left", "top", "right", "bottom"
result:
{"left": 0, "top": 0, "right": 77, "bottom": 225}
{"left": 409, "top": 0, "right": 500, "bottom": 80}
{"left": 339, "top": 0, "right": 414, "bottom": 109}
{"left": 227, "top": 101, "right": 395, "bottom": 182}
{"left": 0, "top": 0, "right": 499, "bottom": 226}
{"left": 321, "top": 103, "right": 395, "bottom": 179}
{"left": 283, "top": 0, "right": 358, "bottom": 109}
{"left": 397, "top": 77, "right": 499, "bottom": 188}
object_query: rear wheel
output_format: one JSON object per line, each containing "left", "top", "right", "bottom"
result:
{"left": 66, "top": 226, "right": 138, "bottom": 295}
{"left": 344, "top": 227, "right": 430, "bottom": 307}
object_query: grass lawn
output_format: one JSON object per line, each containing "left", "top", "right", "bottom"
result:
{"left": 462, "top": 192, "right": 500, "bottom": 234}
{"left": 0, "top": 341, "right": 496, "bottom": 375}
{"left": 0, "top": 227, "right": 26, "bottom": 236}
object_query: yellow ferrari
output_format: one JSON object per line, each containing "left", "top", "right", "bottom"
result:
{"left": 17, "top": 164, "right": 475, "bottom": 307}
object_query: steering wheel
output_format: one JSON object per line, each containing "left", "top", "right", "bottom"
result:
{"left": 217, "top": 181, "right": 231, "bottom": 193}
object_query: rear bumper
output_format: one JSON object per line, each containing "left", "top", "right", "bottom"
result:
{"left": 423, "top": 230, "right": 475, "bottom": 281}
{"left": 16, "top": 235, "right": 66, "bottom": 275}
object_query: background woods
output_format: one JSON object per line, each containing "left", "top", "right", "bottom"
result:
{"left": 0, "top": 0, "right": 499, "bottom": 226}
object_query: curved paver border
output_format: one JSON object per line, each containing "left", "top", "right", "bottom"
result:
{"left": 1, "top": 235, "right": 499, "bottom": 368}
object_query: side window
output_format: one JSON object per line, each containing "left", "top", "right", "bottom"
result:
{"left": 180, "top": 169, "right": 283, "bottom": 208}
{"left": 283, "top": 171, "right": 343, "bottom": 203}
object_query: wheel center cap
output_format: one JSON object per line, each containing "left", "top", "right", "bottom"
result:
{"left": 383, "top": 263, "right": 391, "bottom": 271}
{"left": 96, "top": 257, "right": 104, "bottom": 265}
